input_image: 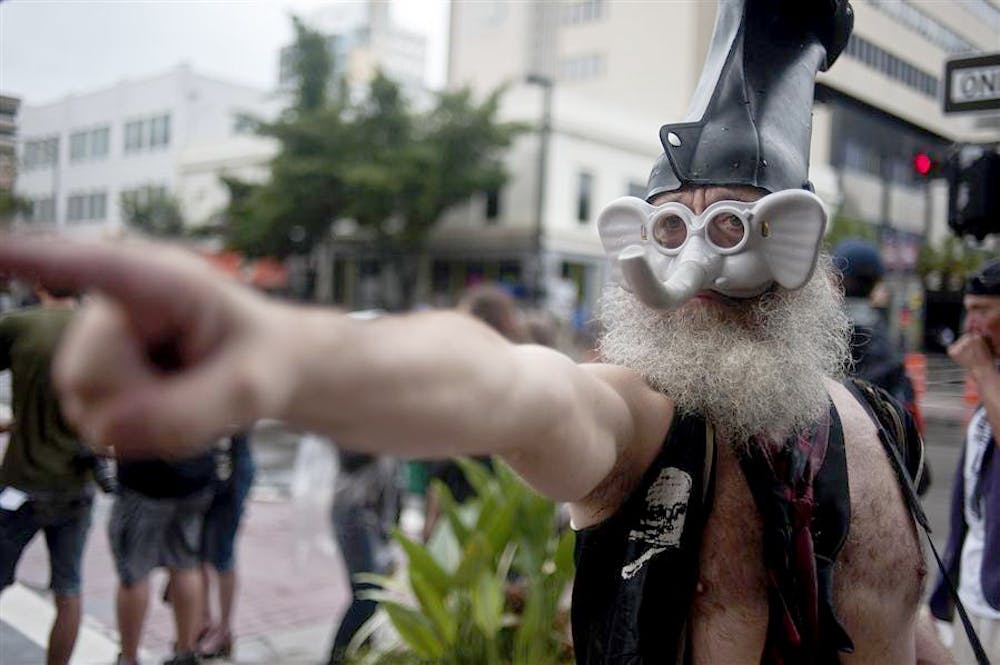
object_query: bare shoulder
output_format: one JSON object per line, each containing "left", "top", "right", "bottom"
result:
{"left": 825, "top": 379, "right": 926, "bottom": 659}
{"left": 568, "top": 363, "right": 674, "bottom": 529}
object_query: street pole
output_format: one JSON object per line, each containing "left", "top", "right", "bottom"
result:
{"left": 526, "top": 74, "right": 553, "bottom": 306}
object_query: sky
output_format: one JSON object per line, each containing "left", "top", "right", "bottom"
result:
{"left": 0, "top": 0, "right": 450, "bottom": 106}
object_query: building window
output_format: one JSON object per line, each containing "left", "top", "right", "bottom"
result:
{"left": 67, "top": 194, "right": 86, "bottom": 222}
{"left": 121, "top": 184, "right": 168, "bottom": 208}
{"left": 124, "top": 120, "right": 144, "bottom": 153}
{"left": 69, "top": 126, "right": 111, "bottom": 163}
{"left": 149, "top": 114, "right": 170, "bottom": 148}
{"left": 29, "top": 197, "right": 56, "bottom": 223}
{"left": 561, "top": 0, "right": 604, "bottom": 25}
{"left": 23, "top": 137, "right": 59, "bottom": 171}
{"left": 960, "top": 0, "right": 1000, "bottom": 32}
{"left": 70, "top": 131, "right": 88, "bottom": 162}
{"left": 843, "top": 139, "right": 881, "bottom": 176}
{"left": 89, "top": 192, "right": 107, "bottom": 220}
{"left": 843, "top": 34, "right": 939, "bottom": 99}
{"left": 91, "top": 127, "right": 110, "bottom": 159}
{"left": 866, "top": 0, "right": 973, "bottom": 54}
{"left": 66, "top": 190, "right": 108, "bottom": 223}
{"left": 577, "top": 171, "right": 593, "bottom": 223}
{"left": 485, "top": 187, "right": 500, "bottom": 222}
{"left": 124, "top": 113, "right": 171, "bottom": 154}
{"left": 559, "top": 53, "right": 605, "bottom": 82}
{"left": 232, "top": 112, "right": 257, "bottom": 135}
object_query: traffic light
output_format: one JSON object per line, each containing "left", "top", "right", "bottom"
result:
{"left": 947, "top": 146, "right": 1000, "bottom": 241}
{"left": 912, "top": 151, "right": 940, "bottom": 180}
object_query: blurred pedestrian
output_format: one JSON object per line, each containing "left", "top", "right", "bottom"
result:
{"left": 195, "top": 432, "right": 255, "bottom": 659}
{"left": 832, "top": 239, "right": 927, "bottom": 440}
{"left": 111, "top": 449, "right": 216, "bottom": 665}
{"left": 930, "top": 259, "right": 1000, "bottom": 663}
{"left": 327, "top": 451, "right": 398, "bottom": 665}
{"left": 457, "top": 283, "right": 529, "bottom": 344}
{"left": 832, "top": 239, "right": 917, "bottom": 400}
{"left": 0, "top": 286, "right": 99, "bottom": 665}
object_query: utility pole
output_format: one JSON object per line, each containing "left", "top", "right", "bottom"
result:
{"left": 526, "top": 74, "right": 553, "bottom": 305}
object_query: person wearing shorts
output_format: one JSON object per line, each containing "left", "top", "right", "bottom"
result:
{"left": 0, "top": 288, "right": 97, "bottom": 665}
{"left": 195, "top": 432, "right": 255, "bottom": 659}
{"left": 110, "top": 455, "right": 215, "bottom": 665}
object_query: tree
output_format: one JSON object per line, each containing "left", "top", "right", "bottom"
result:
{"left": 823, "top": 213, "right": 877, "bottom": 250}
{"left": 348, "top": 81, "right": 523, "bottom": 308}
{"left": 917, "top": 236, "right": 989, "bottom": 292}
{"left": 222, "top": 15, "right": 525, "bottom": 307}
{"left": 120, "top": 191, "right": 185, "bottom": 238}
{"left": 224, "top": 16, "right": 352, "bottom": 258}
{"left": 0, "top": 191, "right": 32, "bottom": 229}
{"left": 290, "top": 15, "right": 332, "bottom": 114}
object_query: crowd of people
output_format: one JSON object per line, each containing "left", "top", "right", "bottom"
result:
{"left": 0, "top": 289, "right": 256, "bottom": 665}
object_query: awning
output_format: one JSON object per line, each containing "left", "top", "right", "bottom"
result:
{"left": 200, "top": 250, "right": 289, "bottom": 291}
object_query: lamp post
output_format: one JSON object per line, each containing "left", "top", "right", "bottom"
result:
{"left": 526, "top": 73, "right": 553, "bottom": 305}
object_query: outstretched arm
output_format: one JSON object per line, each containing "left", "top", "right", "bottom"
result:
{"left": 0, "top": 237, "right": 670, "bottom": 503}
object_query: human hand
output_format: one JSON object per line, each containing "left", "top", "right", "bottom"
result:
{"left": 0, "top": 236, "right": 297, "bottom": 457}
{"left": 947, "top": 332, "right": 994, "bottom": 374}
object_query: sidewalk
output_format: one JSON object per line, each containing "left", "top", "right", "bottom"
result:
{"left": 2, "top": 436, "right": 350, "bottom": 665}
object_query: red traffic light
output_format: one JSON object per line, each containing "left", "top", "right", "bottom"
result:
{"left": 913, "top": 152, "right": 933, "bottom": 176}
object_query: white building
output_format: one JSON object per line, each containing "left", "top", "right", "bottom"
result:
{"left": 15, "top": 64, "right": 278, "bottom": 236}
{"left": 432, "top": 0, "right": 1000, "bottom": 333}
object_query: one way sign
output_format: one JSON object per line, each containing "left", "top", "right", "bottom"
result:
{"left": 944, "top": 52, "right": 1000, "bottom": 113}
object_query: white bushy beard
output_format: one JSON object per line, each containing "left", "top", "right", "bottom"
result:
{"left": 598, "top": 258, "right": 850, "bottom": 449}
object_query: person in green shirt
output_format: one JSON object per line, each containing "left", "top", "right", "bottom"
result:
{"left": 0, "top": 286, "right": 95, "bottom": 665}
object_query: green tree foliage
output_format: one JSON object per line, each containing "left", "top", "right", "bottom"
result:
{"left": 353, "top": 459, "right": 575, "bottom": 665}
{"left": 120, "top": 191, "right": 185, "bottom": 238}
{"left": 0, "top": 191, "right": 32, "bottom": 229}
{"left": 917, "top": 236, "right": 989, "bottom": 292}
{"left": 222, "top": 15, "right": 524, "bottom": 306}
{"left": 290, "top": 15, "right": 332, "bottom": 113}
{"left": 823, "top": 214, "right": 878, "bottom": 250}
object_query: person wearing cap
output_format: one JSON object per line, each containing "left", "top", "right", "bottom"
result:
{"left": 832, "top": 239, "right": 927, "bottom": 454}
{"left": 930, "top": 260, "right": 1000, "bottom": 662}
{"left": 832, "top": 239, "right": 900, "bottom": 387}
{"left": 0, "top": 1, "right": 954, "bottom": 663}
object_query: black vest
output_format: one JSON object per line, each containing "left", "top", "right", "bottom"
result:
{"left": 571, "top": 403, "right": 851, "bottom": 665}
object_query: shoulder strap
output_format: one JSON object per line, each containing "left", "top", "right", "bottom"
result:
{"left": 846, "top": 379, "right": 992, "bottom": 665}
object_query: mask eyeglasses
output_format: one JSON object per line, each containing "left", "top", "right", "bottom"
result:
{"left": 646, "top": 199, "right": 755, "bottom": 256}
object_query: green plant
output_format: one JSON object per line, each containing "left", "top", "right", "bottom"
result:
{"left": 917, "top": 236, "right": 990, "bottom": 291}
{"left": 120, "top": 190, "right": 185, "bottom": 237}
{"left": 354, "top": 459, "right": 575, "bottom": 665}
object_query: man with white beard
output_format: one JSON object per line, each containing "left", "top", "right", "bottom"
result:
{"left": 0, "top": 1, "right": 969, "bottom": 663}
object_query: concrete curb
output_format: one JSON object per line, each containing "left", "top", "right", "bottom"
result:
{"left": 0, "top": 582, "right": 123, "bottom": 664}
